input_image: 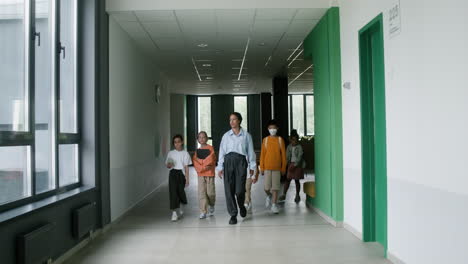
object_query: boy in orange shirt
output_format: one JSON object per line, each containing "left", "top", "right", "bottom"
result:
{"left": 259, "top": 120, "right": 287, "bottom": 214}
{"left": 193, "top": 131, "right": 217, "bottom": 219}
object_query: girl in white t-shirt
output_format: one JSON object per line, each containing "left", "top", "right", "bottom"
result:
{"left": 166, "top": 134, "right": 192, "bottom": 221}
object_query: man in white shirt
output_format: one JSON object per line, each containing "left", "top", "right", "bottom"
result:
{"left": 217, "top": 112, "right": 256, "bottom": 225}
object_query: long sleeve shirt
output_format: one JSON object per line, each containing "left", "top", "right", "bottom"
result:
{"left": 259, "top": 136, "right": 287, "bottom": 174}
{"left": 192, "top": 144, "right": 216, "bottom": 177}
{"left": 216, "top": 128, "right": 257, "bottom": 171}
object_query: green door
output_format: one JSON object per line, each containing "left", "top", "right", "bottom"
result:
{"left": 359, "top": 14, "right": 388, "bottom": 253}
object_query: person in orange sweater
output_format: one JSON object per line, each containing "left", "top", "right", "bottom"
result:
{"left": 259, "top": 120, "right": 287, "bottom": 214}
{"left": 192, "top": 131, "right": 217, "bottom": 219}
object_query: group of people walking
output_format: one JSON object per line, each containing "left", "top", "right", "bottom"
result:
{"left": 165, "top": 112, "right": 306, "bottom": 225}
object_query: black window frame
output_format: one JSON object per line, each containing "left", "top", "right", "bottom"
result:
{"left": 288, "top": 93, "right": 315, "bottom": 137}
{"left": 0, "top": 0, "right": 82, "bottom": 213}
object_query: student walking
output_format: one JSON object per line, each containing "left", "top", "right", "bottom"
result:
{"left": 217, "top": 112, "right": 256, "bottom": 225}
{"left": 193, "top": 131, "right": 217, "bottom": 219}
{"left": 166, "top": 134, "right": 192, "bottom": 222}
{"left": 259, "top": 120, "right": 287, "bottom": 214}
{"left": 280, "top": 130, "right": 306, "bottom": 203}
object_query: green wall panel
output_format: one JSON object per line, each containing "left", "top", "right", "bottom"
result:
{"left": 303, "top": 7, "right": 344, "bottom": 222}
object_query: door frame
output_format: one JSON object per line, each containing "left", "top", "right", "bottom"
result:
{"left": 358, "top": 13, "right": 388, "bottom": 252}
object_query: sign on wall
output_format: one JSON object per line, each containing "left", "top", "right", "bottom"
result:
{"left": 388, "top": 0, "right": 401, "bottom": 38}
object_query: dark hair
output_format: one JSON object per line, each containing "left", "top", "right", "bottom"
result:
{"left": 267, "top": 119, "right": 278, "bottom": 128}
{"left": 290, "top": 129, "right": 299, "bottom": 140}
{"left": 197, "top": 131, "right": 208, "bottom": 138}
{"left": 230, "top": 112, "right": 243, "bottom": 124}
{"left": 172, "top": 134, "right": 184, "bottom": 145}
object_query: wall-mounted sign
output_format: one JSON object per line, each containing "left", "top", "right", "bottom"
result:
{"left": 388, "top": 0, "right": 401, "bottom": 38}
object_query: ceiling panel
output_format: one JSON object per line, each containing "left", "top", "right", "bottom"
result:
{"left": 255, "top": 8, "right": 297, "bottom": 20}
{"left": 154, "top": 38, "right": 185, "bottom": 51}
{"left": 110, "top": 8, "right": 321, "bottom": 94}
{"left": 286, "top": 20, "right": 319, "bottom": 37}
{"left": 111, "top": 11, "right": 137, "bottom": 22}
{"left": 118, "top": 21, "right": 148, "bottom": 38}
{"left": 134, "top": 10, "right": 176, "bottom": 22}
{"left": 142, "top": 22, "right": 181, "bottom": 39}
{"left": 252, "top": 20, "right": 290, "bottom": 37}
{"left": 294, "top": 8, "right": 327, "bottom": 20}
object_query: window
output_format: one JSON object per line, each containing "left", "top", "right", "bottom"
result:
{"left": 197, "top": 97, "right": 212, "bottom": 146}
{"left": 288, "top": 94, "right": 314, "bottom": 137}
{"left": 234, "top": 96, "right": 248, "bottom": 131}
{"left": 0, "top": 0, "right": 81, "bottom": 210}
{"left": 306, "top": 95, "right": 314, "bottom": 135}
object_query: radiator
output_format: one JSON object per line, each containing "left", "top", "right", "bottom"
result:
{"left": 17, "top": 223, "right": 55, "bottom": 264}
{"left": 72, "top": 202, "right": 96, "bottom": 239}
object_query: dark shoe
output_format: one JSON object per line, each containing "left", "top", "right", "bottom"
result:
{"left": 294, "top": 194, "right": 301, "bottom": 203}
{"left": 239, "top": 205, "right": 247, "bottom": 218}
{"left": 229, "top": 216, "right": 237, "bottom": 225}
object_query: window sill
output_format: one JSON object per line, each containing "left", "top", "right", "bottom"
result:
{"left": 0, "top": 185, "right": 95, "bottom": 225}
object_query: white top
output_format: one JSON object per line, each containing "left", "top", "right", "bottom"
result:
{"left": 291, "top": 146, "right": 298, "bottom": 163}
{"left": 166, "top": 149, "right": 192, "bottom": 174}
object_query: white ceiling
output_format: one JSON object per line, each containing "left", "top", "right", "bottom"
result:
{"left": 109, "top": 8, "right": 327, "bottom": 94}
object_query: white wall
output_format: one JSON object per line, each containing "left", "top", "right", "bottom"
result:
{"left": 109, "top": 17, "right": 171, "bottom": 221}
{"left": 170, "top": 94, "right": 186, "bottom": 141}
{"left": 339, "top": 1, "right": 468, "bottom": 263}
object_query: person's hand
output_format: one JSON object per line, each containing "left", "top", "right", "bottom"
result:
{"left": 249, "top": 170, "right": 254, "bottom": 176}
{"left": 185, "top": 179, "right": 189, "bottom": 187}
{"left": 260, "top": 170, "right": 264, "bottom": 175}
{"left": 166, "top": 163, "right": 173, "bottom": 169}
{"left": 252, "top": 175, "right": 259, "bottom": 184}
{"left": 218, "top": 170, "right": 223, "bottom": 179}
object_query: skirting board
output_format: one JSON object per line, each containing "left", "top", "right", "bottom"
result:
{"left": 311, "top": 206, "right": 343, "bottom": 228}
{"left": 344, "top": 222, "right": 363, "bottom": 240}
{"left": 387, "top": 252, "right": 406, "bottom": 264}
{"left": 53, "top": 181, "right": 167, "bottom": 264}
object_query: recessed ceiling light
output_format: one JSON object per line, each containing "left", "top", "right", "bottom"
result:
{"left": 234, "top": 84, "right": 241, "bottom": 88}
{"left": 233, "top": 88, "right": 240, "bottom": 92}
{"left": 258, "top": 42, "right": 266, "bottom": 46}
{"left": 197, "top": 43, "right": 208, "bottom": 48}
{"left": 206, "top": 77, "right": 214, "bottom": 80}
{"left": 202, "top": 64, "right": 211, "bottom": 67}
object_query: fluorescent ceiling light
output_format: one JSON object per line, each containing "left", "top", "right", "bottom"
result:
{"left": 288, "top": 64, "right": 313, "bottom": 86}
{"left": 191, "top": 57, "right": 202, "bottom": 81}
{"left": 202, "top": 64, "right": 211, "bottom": 67}
{"left": 287, "top": 41, "right": 303, "bottom": 62}
{"left": 197, "top": 43, "right": 208, "bottom": 48}
{"left": 238, "top": 37, "right": 250, "bottom": 81}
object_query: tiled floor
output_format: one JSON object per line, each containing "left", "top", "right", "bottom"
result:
{"left": 66, "top": 169, "right": 391, "bottom": 264}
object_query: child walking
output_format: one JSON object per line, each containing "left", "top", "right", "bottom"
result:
{"left": 280, "top": 130, "right": 306, "bottom": 203}
{"left": 259, "top": 120, "right": 287, "bottom": 214}
{"left": 166, "top": 134, "right": 192, "bottom": 221}
{"left": 193, "top": 131, "right": 217, "bottom": 219}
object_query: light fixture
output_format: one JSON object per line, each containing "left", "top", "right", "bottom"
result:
{"left": 258, "top": 42, "right": 266, "bottom": 46}
{"left": 233, "top": 88, "right": 240, "bottom": 92}
{"left": 202, "top": 64, "right": 211, "bottom": 67}
{"left": 238, "top": 37, "right": 250, "bottom": 81}
{"left": 206, "top": 76, "right": 214, "bottom": 80}
{"left": 197, "top": 43, "right": 208, "bottom": 48}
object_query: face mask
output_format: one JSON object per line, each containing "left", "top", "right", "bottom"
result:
{"left": 269, "top": 129, "right": 277, "bottom": 136}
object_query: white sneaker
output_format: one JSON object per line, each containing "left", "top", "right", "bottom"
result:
{"left": 178, "top": 208, "right": 184, "bottom": 218}
{"left": 199, "top": 213, "right": 207, "bottom": 219}
{"left": 271, "top": 204, "right": 279, "bottom": 214}
{"left": 265, "top": 195, "right": 272, "bottom": 208}
{"left": 171, "top": 211, "right": 178, "bottom": 221}
{"left": 245, "top": 203, "right": 252, "bottom": 213}
{"left": 208, "top": 206, "right": 215, "bottom": 216}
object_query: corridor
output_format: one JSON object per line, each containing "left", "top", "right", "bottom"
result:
{"left": 66, "top": 169, "right": 390, "bottom": 264}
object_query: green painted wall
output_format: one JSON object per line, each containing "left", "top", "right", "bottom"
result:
{"left": 303, "top": 7, "right": 344, "bottom": 222}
